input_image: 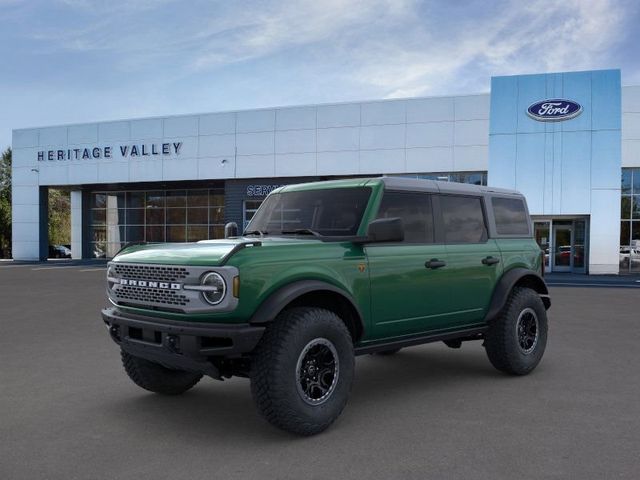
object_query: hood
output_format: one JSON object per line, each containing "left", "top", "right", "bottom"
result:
{"left": 111, "top": 236, "right": 320, "bottom": 266}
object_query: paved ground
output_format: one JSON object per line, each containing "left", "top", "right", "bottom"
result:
{"left": 1, "top": 263, "right": 639, "bottom": 480}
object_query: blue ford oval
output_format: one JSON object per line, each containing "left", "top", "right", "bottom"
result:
{"left": 527, "top": 99, "right": 582, "bottom": 121}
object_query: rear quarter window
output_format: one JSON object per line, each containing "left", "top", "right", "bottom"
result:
{"left": 440, "top": 195, "right": 487, "bottom": 243}
{"left": 492, "top": 197, "right": 530, "bottom": 235}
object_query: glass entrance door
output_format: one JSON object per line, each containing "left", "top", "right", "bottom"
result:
{"left": 552, "top": 224, "right": 573, "bottom": 272}
{"left": 534, "top": 221, "right": 550, "bottom": 271}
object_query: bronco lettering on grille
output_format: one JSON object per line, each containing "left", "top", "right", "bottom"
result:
{"left": 119, "top": 279, "right": 181, "bottom": 290}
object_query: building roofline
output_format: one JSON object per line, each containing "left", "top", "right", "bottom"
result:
{"left": 11, "top": 92, "right": 491, "bottom": 133}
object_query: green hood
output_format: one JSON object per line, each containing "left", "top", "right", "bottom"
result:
{"left": 112, "top": 237, "right": 319, "bottom": 266}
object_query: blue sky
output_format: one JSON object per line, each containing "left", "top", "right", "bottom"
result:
{"left": 1, "top": 0, "right": 639, "bottom": 148}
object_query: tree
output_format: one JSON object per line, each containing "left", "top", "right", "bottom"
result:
{"left": 49, "top": 189, "right": 71, "bottom": 246}
{"left": 0, "top": 147, "right": 11, "bottom": 258}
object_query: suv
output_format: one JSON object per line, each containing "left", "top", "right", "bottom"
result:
{"left": 102, "top": 177, "right": 550, "bottom": 435}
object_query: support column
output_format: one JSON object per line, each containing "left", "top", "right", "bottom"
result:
{"left": 11, "top": 183, "right": 41, "bottom": 261}
{"left": 71, "top": 190, "right": 83, "bottom": 259}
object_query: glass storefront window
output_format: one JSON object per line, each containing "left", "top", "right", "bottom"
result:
{"left": 126, "top": 226, "right": 144, "bottom": 242}
{"left": 166, "top": 225, "right": 186, "bottom": 242}
{"left": 146, "top": 191, "right": 165, "bottom": 209}
{"left": 397, "top": 171, "right": 488, "bottom": 186}
{"left": 188, "top": 190, "right": 209, "bottom": 207}
{"left": 633, "top": 196, "right": 640, "bottom": 219}
{"left": 631, "top": 222, "right": 640, "bottom": 274}
{"left": 187, "top": 208, "right": 208, "bottom": 224}
{"left": 166, "top": 190, "right": 186, "bottom": 207}
{"left": 620, "top": 168, "right": 640, "bottom": 273}
{"left": 243, "top": 200, "right": 263, "bottom": 230}
{"left": 126, "top": 192, "right": 145, "bottom": 208}
{"left": 91, "top": 193, "right": 107, "bottom": 208}
{"left": 89, "top": 187, "right": 225, "bottom": 258}
{"left": 167, "top": 208, "right": 186, "bottom": 224}
{"left": 534, "top": 222, "right": 550, "bottom": 269}
{"left": 187, "top": 226, "right": 208, "bottom": 242}
{"left": 573, "top": 220, "right": 586, "bottom": 269}
{"left": 210, "top": 206, "right": 224, "bottom": 223}
{"left": 146, "top": 208, "right": 165, "bottom": 225}
{"left": 211, "top": 193, "right": 224, "bottom": 207}
{"left": 634, "top": 170, "right": 640, "bottom": 195}
{"left": 146, "top": 226, "right": 165, "bottom": 243}
{"left": 621, "top": 169, "right": 632, "bottom": 194}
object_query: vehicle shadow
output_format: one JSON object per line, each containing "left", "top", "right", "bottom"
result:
{"left": 103, "top": 343, "right": 506, "bottom": 442}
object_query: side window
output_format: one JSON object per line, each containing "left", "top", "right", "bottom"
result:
{"left": 376, "top": 191, "right": 434, "bottom": 243}
{"left": 440, "top": 195, "right": 487, "bottom": 244}
{"left": 492, "top": 197, "right": 530, "bottom": 235}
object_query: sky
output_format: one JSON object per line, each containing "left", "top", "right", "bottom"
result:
{"left": 0, "top": 0, "right": 639, "bottom": 148}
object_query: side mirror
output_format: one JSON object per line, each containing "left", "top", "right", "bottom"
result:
{"left": 365, "top": 217, "right": 404, "bottom": 243}
{"left": 224, "top": 222, "right": 239, "bottom": 238}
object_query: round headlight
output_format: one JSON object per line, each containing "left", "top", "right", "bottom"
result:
{"left": 201, "top": 272, "right": 226, "bottom": 305}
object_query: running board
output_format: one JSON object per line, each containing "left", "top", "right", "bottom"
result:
{"left": 354, "top": 326, "right": 487, "bottom": 356}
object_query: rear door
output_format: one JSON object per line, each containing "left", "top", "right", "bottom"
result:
{"left": 365, "top": 191, "right": 451, "bottom": 340}
{"left": 437, "top": 194, "right": 503, "bottom": 326}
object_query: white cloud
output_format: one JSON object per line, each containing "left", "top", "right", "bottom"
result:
{"left": 347, "top": 0, "right": 630, "bottom": 97}
{"left": 21, "top": 0, "right": 633, "bottom": 98}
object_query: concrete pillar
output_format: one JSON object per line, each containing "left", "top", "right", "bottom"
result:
{"left": 71, "top": 190, "right": 83, "bottom": 259}
{"left": 11, "top": 183, "right": 41, "bottom": 261}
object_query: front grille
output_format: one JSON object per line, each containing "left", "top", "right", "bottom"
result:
{"left": 113, "top": 264, "right": 190, "bottom": 282}
{"left": 115, "top": 285, "right": 190, "bottom": 307}
{"left": 108, "top": 262, "right": 237, "bottom": 314}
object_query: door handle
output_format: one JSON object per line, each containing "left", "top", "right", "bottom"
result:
{"left": 425, "top": 259, "right": 446, "bottom": 269}
{"left": 482, "top": 256, "right": 500, "bottom": 266}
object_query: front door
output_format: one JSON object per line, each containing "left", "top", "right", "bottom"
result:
{"left": 552, "top": 224, "right": 573, "bottom": 272}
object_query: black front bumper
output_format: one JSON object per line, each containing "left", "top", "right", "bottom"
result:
{"left": 102, "top": 307, "right": 265, "bottom": 378}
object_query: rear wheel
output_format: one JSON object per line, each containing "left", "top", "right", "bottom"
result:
{"left": 484, "top": 287, "right": 548, "bottom": 375}
{"left": 250, "top": 307, "right": 355, "bottom": 435}
{"left": 121, "top": 350, "right": 202, "bottom": 395}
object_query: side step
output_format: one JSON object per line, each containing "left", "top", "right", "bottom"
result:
{"left": 354, "top": 326, "right": 487, "bottom": 356}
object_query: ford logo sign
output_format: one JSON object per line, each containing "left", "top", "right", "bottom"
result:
{"left": 527, "top": 99, "right": 582, "bottom": 122}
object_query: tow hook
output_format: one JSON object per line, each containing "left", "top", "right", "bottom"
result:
{"left": 166, "top": 334, "right": 181, "bottom": 354}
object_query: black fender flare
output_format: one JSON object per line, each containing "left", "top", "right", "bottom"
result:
{"left": 484, "top": 268, "right": 551, "bottom": 323}
{"left": 249, "top": 280, "right": 365, "bottom": 340}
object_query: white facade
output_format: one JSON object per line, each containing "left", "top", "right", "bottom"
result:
{"left": 10, "top": 70, "right": 640, "bottom": 274}
{"left": 12, "top": 94, "right": 490, "bottom": 261}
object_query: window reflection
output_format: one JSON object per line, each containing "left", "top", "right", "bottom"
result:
{"left": 620, "top": 168, "right": 640, "bottom": 273}
{"left": 89, "top": 188, "right": 225, "bottom": 258}
{"left": 395, "top": 171, "right": 488, "bottom": 186}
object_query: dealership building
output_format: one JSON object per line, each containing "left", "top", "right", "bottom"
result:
{"left": 10, "top": 68, "right": 640, "bottom": 274}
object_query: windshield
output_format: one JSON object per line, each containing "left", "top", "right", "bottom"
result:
{"left": 246, "top": 187, "right": 372, "bottom": 237}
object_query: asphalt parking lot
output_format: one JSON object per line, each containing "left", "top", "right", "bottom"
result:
{"left": 1, "top": 263, "right": 639, "bottom": 480}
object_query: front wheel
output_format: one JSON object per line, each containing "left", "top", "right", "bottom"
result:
{"left": 484, "top": 287, "right": 548, "bottom": 375}
{"left": 250, "top": 307, "right": 355, "bottom": 435}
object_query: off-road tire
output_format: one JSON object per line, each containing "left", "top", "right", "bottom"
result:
{"left": 375, "top": 348, "right": 402, "bottom": 356}
{"left": 250, "top": 307, "right": 355, "bottom": 436}
{"left": 121, "top": 350, "right": 202, "bottom": 395}
{"left": 484, "top": 287, "right": 548, "bottom": 375}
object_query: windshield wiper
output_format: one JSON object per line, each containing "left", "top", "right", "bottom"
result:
{"left": 281, "top": 228, "right": 323, "bottom": 238}
{"left": 244, "top": 229, "right": 268, "bottom": 236}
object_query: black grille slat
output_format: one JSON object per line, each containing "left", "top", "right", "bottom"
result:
{"left": 115, "top": 285, "right": 190, "bottom": 306}
{"left": 113, "top": 264, "right": 190, "bottom": 282}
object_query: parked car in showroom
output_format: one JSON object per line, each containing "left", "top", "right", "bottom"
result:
{"left": 49, "top": 244, "right": 71, "bottom": 258}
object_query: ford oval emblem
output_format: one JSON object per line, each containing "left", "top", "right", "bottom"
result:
{"left": 527, "top": 99, "right": 582, "bottom": 122}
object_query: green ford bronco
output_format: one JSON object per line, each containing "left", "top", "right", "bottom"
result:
{"left": 102, "top": 177, "right": 551, "bottom": 435}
